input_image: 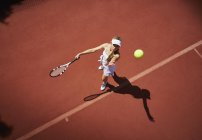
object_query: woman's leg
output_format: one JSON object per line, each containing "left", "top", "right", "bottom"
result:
{"left": 100, "top": 65, "right": 115, "bottom": 91}
{"left": 102, "top": 74, "right": 108, "bottom": 83}
{"left": 100, "top": 74, "right": 108, "bottom": 91}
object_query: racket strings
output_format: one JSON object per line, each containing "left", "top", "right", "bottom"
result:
{"left": 50, "top": 66, "right": 67, "bottom": 77}
{"left": 49, "top": 58, "right": 77, "bottom": 78}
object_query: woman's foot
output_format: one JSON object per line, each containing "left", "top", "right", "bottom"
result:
{"left": 100, "top": 82, "right": 107, "bottom": 91}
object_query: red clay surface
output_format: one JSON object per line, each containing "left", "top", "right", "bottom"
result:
{"left": 0, "top": 0, "right": 202, "bottom": 140}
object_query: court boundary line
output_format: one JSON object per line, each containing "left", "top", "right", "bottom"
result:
{"left": 194, "top": 48, "right": 202, "bottom": 59}
{"left": 16, "top": 40, "right": 202, "bottom": 140}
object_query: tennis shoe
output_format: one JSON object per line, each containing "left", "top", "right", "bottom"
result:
{"left": 98, "top": 65, "right": 104, "bottom": 70}
{"left": 100, "top": 82, "right": 107, "bottom": 91}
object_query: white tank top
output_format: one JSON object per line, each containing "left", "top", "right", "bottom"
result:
{"left": 101, "top": 48, "right": 109, "bottom": 66}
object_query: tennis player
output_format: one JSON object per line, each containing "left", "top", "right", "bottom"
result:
{"left": 75, "top": 36, "right": 122, "bottom": 91}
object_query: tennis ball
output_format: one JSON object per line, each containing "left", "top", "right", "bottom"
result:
{"left": 134, "top": 49, "right": 144, "bottom": 58}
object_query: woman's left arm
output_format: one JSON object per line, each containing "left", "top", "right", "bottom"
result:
{"left": 108, "top": 54, "right": 120, "bottom": 65}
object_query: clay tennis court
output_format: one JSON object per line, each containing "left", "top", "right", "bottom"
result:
{"left": 0, "top": 0, "right": 202, "bottom": 140}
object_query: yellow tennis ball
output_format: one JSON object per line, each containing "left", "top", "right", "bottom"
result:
{"left": 134, "top": 49, "right": 144, "bottom": 58}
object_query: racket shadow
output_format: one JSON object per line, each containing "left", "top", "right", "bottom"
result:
{"left": 83, "top": 89, "right": 112, "bottom": 101}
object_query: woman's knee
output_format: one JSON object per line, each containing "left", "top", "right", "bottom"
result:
{"left": 102, "top": 75, "right": 108, "bottom": 81}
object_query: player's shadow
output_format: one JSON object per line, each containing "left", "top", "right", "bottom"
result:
{"left": 108, "top": 72, "right": 155, "bottom": 122}
{"left": 0, "top": 116, "right": 13, "bottom": 138}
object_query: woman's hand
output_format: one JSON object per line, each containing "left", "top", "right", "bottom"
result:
{"left": 75, "top": 53, "right": 81, "bottom": 59}
{"left": 108, "top": 61, "right": 115, "bottom": 66}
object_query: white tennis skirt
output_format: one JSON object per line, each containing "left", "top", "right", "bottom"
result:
{"left": 103, "top": 65, "right": 116, "bottom": 76}
{"left": 99, "top": 54, "right": 116, "bottom": 76}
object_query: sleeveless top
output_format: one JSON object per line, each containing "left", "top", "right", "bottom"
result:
{"left": 100, "top": 45, "right": 120, "bottom": 66}
{"left": 101, "top": 47, "right": 116, "bottom": 66}
{"left": 101, "top": 48, "right": 108, "bottom": 66}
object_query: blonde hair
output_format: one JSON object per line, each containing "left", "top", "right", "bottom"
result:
{"left": 112, "top": 36, "right": 122, "bottom": 41}
{"left": 112, "top": 36, "right": 122, "bottom": 55}
{"left": 112, "top": 36, "right": 121, "bottom": 55}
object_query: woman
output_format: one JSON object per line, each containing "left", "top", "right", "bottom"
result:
{"left": 75, "top": 36, "right": 122, "bottom": 91}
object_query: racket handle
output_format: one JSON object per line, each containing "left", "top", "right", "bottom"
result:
{"left": 63, "top": 58, "right": 78, "bottom": 67}
{"left": 69, "top": 57, "right": 78, "bottom": 64}
{"left": 63, "top": 64, "right": 68, "bottom": 66}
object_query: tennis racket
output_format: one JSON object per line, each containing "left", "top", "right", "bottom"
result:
{"left": 49, "top": 58, "right": 78, "bottom": 77}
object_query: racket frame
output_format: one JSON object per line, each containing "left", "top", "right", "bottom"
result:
{"left": 49, "top": 58, "right": 78, "bottom": 78}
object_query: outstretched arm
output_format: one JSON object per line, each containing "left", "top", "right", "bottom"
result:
{"left": 75, "top": 43, "right": 107, "bottom": 59}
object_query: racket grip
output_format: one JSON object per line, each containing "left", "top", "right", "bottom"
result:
{"left": 62, "top": 64, "right": 69, "bottom": 67}
{"left": 63, "top": 58, "right": 78, "bottom": 66}
{"left": 70, "top": 57, "right": 78, "bottom": 63}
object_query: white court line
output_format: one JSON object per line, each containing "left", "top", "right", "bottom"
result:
{"left": 16, "top": 40, "right": 202, "bottom": 140}
{"left": 194, "top": 48, "right": 202, "bottom": 59}
{"left": 65, "top": 117, "right": 69, "bottom": 122}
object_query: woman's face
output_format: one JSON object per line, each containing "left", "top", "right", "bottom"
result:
{"left": 112, "top": 44, "right": 120, "bottom": 51}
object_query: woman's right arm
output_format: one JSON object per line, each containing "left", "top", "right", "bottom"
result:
{"left": 75, "top": 43, "right": 107, "bottom": 59}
